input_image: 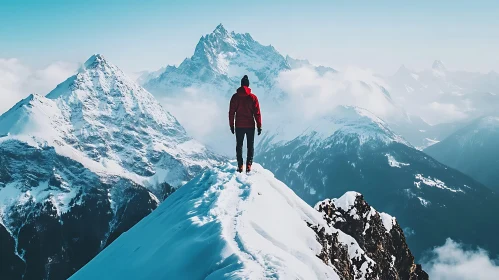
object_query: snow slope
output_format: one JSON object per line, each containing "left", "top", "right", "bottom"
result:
{"left": 71, "top": 163, "right": 427, "bottom": 280}
{"left": 71, "top": 163, "right": 340, "bottom": 280}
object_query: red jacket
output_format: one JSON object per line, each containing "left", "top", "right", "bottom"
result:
{"left": 229, "top": 86, "right": 262, "bottom": 128}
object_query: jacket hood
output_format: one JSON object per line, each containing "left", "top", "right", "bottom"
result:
{"left": 236, "top": 86, "right": 252, "bottom": 95}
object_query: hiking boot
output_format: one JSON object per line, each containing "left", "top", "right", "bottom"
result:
{"left": 237, "top": 165, "right": 243, "bottom": 173}
{"left": 246, "top": 164, "right": 252, "bottom": 173}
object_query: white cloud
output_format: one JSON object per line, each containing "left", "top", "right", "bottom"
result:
{"left": 0, "top": 58, "right": 77, "bottom": 114}
{"left": 421, "top": 102, "right": 468, "bottom": 124}
{"left": 276, "top": 66, "right": 400, "bottom": 121}
{"left": 422, "top": 238, "right": 499, "bottom": 280}
{"left": 156, "top": 66, "right": 406, "bottom": 155}
{"left": 158, "top": 87, "right": 232, "bottom": 156}
{"left": 160, "top": 87, "right": 225, "bottom": 139}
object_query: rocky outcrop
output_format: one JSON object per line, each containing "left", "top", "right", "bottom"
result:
{"left": 312, "top": 192, "right": 428, "bottom": 280}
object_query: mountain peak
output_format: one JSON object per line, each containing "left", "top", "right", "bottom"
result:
{"left": 49, "top": 54, "right": 126, "bottom": 99}
{"left": 432, "top": 60, "right": 446, "bottom": 71}
{"left": 143, "top": 26, "right": 290, "bottom": 95}
{"left": 213, "top": 23, "right": 227, "bottom": 35}
{"left": 83, "top": 54, "right": 108, "bottom": 69}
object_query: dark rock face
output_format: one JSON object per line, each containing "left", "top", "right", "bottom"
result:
{"left": 0, "top": 141, "right": 158, "bottom": 280}
{"left": 310, "top": 223, "right": 355, "bottom": 280}
{"left": 0, "top": 223, "right": 25, "bottom": 279}
{"left": 312, "top": 193, "right": 428, "bottom": 280}
{"left": 258, "top": 133, "right": 499, "bottom": 259}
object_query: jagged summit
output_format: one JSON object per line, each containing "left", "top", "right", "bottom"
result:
{"left": 71, "top": 163, "right": 427, "bottom": 280}
{"left": 48, "top": 53, "right": 130, "bottom": 99}
{"left": 83, "top": 53, "right": 108, "bottom": 69}
{"left": 144, "top": 25, "right": 290, "bottom": 96}
{"left": 213, "top": 23, "right": 228, "bottom": 35}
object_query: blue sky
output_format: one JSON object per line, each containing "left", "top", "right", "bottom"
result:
{"left": 1, "top": 0, "right": 498, "bottom": 75}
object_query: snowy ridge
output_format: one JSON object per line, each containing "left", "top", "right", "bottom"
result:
{"left": 71, "top": 164, "right": 426, "bottom": 280}
{"left": 71, "top": 163, "right": 340, "bottom": 279}
{"left": 261, "top": 106, "right": 411, "bottom": 153}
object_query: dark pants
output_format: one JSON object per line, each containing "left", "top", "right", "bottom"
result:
{"left": 235, "top": 127, "right": 255, "bottom": 166}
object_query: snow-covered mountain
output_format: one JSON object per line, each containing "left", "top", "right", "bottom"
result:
{"left": 425, "top": 115, "right": 499, "bottom": 191}
{"left": 144, "top": 24, "right": 290, "bottom": 99}
{"left": 0, "top": 54, "right": 221, "bottom": 280}
{"left": 0, "top": 141, "right": 157, "bottom": 280}
{"left": 2, "top": 54, "right": 219, "bottom": 195}
{"left": 257, "top": 105, "right": 499, "bottom": 259}
{"left": 71, "top": 163, "right": 427, "bottom": 280}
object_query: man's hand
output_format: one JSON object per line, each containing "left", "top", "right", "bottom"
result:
{"left": 231, "top": 127, "right": 235, "bottom": 134}
{"left": 257, "top": 127, "right": 262, "bottom": 136}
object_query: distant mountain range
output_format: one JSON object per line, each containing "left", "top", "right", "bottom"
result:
{"left": 425, "top": 115, "right": 499, "bottom": 192}
{"left": 387, "top": 60, "right": 499, "bottom": 123}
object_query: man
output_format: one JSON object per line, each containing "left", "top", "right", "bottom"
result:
{"left": 229, "top": 75, "right": 262, "bottom": 173}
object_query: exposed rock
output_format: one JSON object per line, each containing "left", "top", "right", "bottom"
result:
{"left": 312, "top": 192, "right": 428, "bottom": 280}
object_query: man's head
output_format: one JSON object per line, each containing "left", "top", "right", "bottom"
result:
{"left": 241, "top": 75, "right": 250, "bottom": 87}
